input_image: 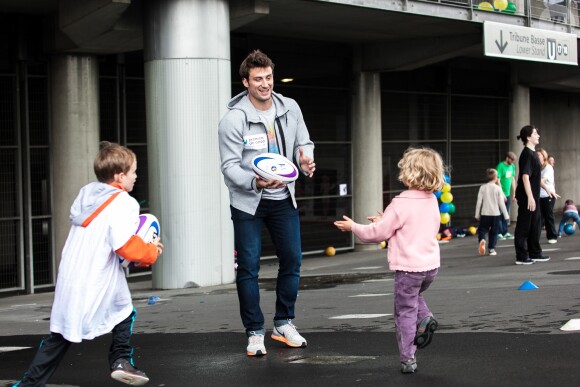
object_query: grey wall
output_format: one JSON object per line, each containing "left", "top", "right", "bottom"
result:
{"left": 530, "top": 89, "right": 580, "bottom": 214}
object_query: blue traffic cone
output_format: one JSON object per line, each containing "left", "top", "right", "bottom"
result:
{"left": 518, "top": 280, "right": 538, "bottom": 290}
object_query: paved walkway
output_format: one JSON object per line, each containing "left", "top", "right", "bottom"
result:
{"left": 2, "top": 228, "right": 580, "bottom": 386}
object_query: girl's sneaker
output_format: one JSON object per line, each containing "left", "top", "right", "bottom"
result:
{"left": 401, "top": 358, "right": 417, "bottom": 374}
{"left": 489, "top": 249, "right": 497, "bottom": 256}
{"left": 414, "top": 316, "right": 438, "bottom": 349}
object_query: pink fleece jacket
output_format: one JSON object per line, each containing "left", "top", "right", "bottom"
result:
{"left": 351, "top": 190, "right": 440, "bottom": 272}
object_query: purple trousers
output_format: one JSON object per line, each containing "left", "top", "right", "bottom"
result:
{"left": 394, "top": 268, "right": 438, "bottom": 362}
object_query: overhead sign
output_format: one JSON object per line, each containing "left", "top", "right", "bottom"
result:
{"left": 483, "top": 21, "right": 577, "bottom": 66}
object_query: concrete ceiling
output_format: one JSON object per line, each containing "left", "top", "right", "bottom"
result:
{"left": 232, "top": 0, "right": 580, "bottom": 92}
{"left": 0, "top": 0, "right": 578, "bottom": 91}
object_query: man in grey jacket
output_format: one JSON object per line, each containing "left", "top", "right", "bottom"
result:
{"left": 218, "top": 50, "right": 315, "bottom": 356}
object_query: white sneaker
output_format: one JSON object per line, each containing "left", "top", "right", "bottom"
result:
{"left": 489, "top": 249, "right": 497, "bottom": 256}
{"left": 247, "top": 333, "right": 266, "bottom": 356}
{"left": 271, "top": 321, "right": 307, "bottom": 348}
{"left": 548, "top": 239, "right": 557, "bottom": 244}
{"left": 503, "top": 233, "right": 514, "bottom": 240}
{"left": 497, "top": 234, "right": 506, "bottom": 240}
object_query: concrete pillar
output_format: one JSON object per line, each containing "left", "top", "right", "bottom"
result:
{"left": 143, "top": 0, "right": 234, "bottom": 288}
{"left": 509, "top": 67, "right": 530, "bottom": 220}
{"left": 352, "top": 55, "right": 383, "bottom": 251}
{"left": 51, "top": 54, "right": 100, "bottom": 268}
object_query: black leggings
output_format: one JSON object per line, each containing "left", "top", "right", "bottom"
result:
{"left": 15, "top": 309, "right": 137, "bottom": 387}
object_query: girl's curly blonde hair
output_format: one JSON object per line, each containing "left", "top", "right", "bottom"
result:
{"left": 397, "top": 147, "right": 446, "bottom": 193}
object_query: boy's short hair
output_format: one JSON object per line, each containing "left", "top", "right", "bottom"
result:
{"left": 239, "top": 49, "right": 275, "bottom": 81}
{"left": 565, "top": 199, "right": 574, "bottom": 206}
{"left": 397, "top": 147, "right": 445, "bottom": 193}
{"left": 486, "top": 168, "right": 498, "bottom": 181}
{"left": 94, "top": 141, "right": 136, "bottom": 183}
{"left": 506, "top": 151, "right": 516, "bottom": 161}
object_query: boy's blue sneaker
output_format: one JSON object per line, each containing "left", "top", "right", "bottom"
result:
{"left": 414, "top": 316, "right": 438, "bottom": 349}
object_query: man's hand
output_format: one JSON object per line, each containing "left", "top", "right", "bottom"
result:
{"left": 298, "top": 147, "right": 316, "bottom": 177}
{"left": 256, "top": 175, "right": 287, "bottom": 189}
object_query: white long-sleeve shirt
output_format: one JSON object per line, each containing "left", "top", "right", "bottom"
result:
{"left": 475, "top": 182, "right": 509, "bottom": 219}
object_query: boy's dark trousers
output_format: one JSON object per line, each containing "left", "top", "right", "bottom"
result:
{"left": 477, "top": 215, "right": 500, "bottom": 249}
{"left": 15, "top": 309, "right": 137, "bottom": 387}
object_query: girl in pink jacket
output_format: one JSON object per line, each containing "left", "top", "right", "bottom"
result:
{"left": 334, "top": 147, "right": 445, "bottom": 374}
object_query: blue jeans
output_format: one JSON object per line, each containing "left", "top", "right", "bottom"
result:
{"left": 394, "top": 269, "right": 438, "bottom": 362}
{"left": 558, "top": 212, "right": 580, "bottom": 235}
{"left": 498, "top": 196, "right": 511, "bottom": 236}
{"left": 231, "top": 198, "right": 302, "bottom": 335}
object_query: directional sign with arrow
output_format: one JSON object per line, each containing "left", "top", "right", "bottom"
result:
{"left": 495, "top": 30, "right": 508, "bottom": 53}
{"left": 483, "top": 21, "right": 577, "bottom": 66}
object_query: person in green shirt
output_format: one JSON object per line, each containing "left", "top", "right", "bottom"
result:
{"left": 496, "top": 151, "right": 517, "bottom": 239}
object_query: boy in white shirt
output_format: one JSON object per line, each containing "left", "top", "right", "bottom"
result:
{"left": 13, "top": 142, "right": 163, "bottom": 387}
{"left": 475, "top": 169, "right": 509, "bottom": 256}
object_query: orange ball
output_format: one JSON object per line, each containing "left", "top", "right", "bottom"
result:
{"left": 325, "top": 246, "right": 336, "bottom": 256}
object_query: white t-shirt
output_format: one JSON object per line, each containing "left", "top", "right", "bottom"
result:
{"left": 50, "top": 190, "right": 138, "bottom": 343}
{"left": 540, "top": 164, "right": 555, "bottom": 199}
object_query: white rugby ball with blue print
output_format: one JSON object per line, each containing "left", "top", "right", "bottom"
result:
{"left": 251, "top": 153, "right": 299, "bottom": 184}
{"left": 119, "top": 213, "right": 160, "bottom": 269}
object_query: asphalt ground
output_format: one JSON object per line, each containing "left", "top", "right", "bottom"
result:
{"left": 2, "top": 227, "right": 580, "bottom": 386}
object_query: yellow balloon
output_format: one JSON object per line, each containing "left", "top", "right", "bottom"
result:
{"left": 380, "top": 241, "right": 387, "bottom": 249}
{"left": 441, "top": 192, "right": 453, "bottom": 203}
{"left": 468, "top": 226, "right": 477, "bottom": 235}
{"left": 477, "top": 1, "right": 495, "bottom": 11}
{"left": 442, "top": 183, "right": 451, "bottom": 193}
{"left": 494, "top": 0, "right": 508, "bottom": 10}
{"left": 440, "top": 212, "right": 450, "bottom": 224}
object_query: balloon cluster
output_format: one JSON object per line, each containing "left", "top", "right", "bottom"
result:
{"left": 435, "top": 174, "right": 455, "bottom": 225}
{"left": 477, "top": 0, "right": 516, "bottom": 13}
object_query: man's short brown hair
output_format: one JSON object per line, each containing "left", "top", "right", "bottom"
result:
{"left": 239, "top": 49, "right": 275, "bottom": 81}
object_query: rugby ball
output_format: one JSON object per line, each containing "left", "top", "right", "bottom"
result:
{"left": 119, "top": 213, "right": 160, "bottom": 269}
{"left": 251, "top": 153, "right": 299, "bottom": 183}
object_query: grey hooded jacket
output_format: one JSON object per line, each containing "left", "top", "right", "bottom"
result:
{"left": 218, "top": 90, "right": 314, "bottom": 215}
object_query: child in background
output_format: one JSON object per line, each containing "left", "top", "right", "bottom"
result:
{"left": 558, "top": 199, "right": 580, "bottom": 237}
{"left": 475, "top": 169, "right": 509, "bottom": 256}
{"left": 334, "top": 147, "right": 445, "bottom": 374}
{"left": 13, "top": 142, "right": 163, "bottom": 387}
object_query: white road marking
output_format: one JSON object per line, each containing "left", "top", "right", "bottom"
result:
{"left": 0, "top": 347, "right": 31, "bottom": 353}
{"left": 362, "top": 278, "right": 392, "bottom": 283}
{"left": 564, "top": 257, "right": 580, "bottom": 260}
{"left": 353, "top": 266, "right": 383, "bottom": 270}
{"left": 560, "top": 319, "right": 580, "bottom": 331}
{"left": 329, "top": 314, "right": 391, "bottom": 319}
{"left": 349, "top": 293, "right": 392, "bottom": 298}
